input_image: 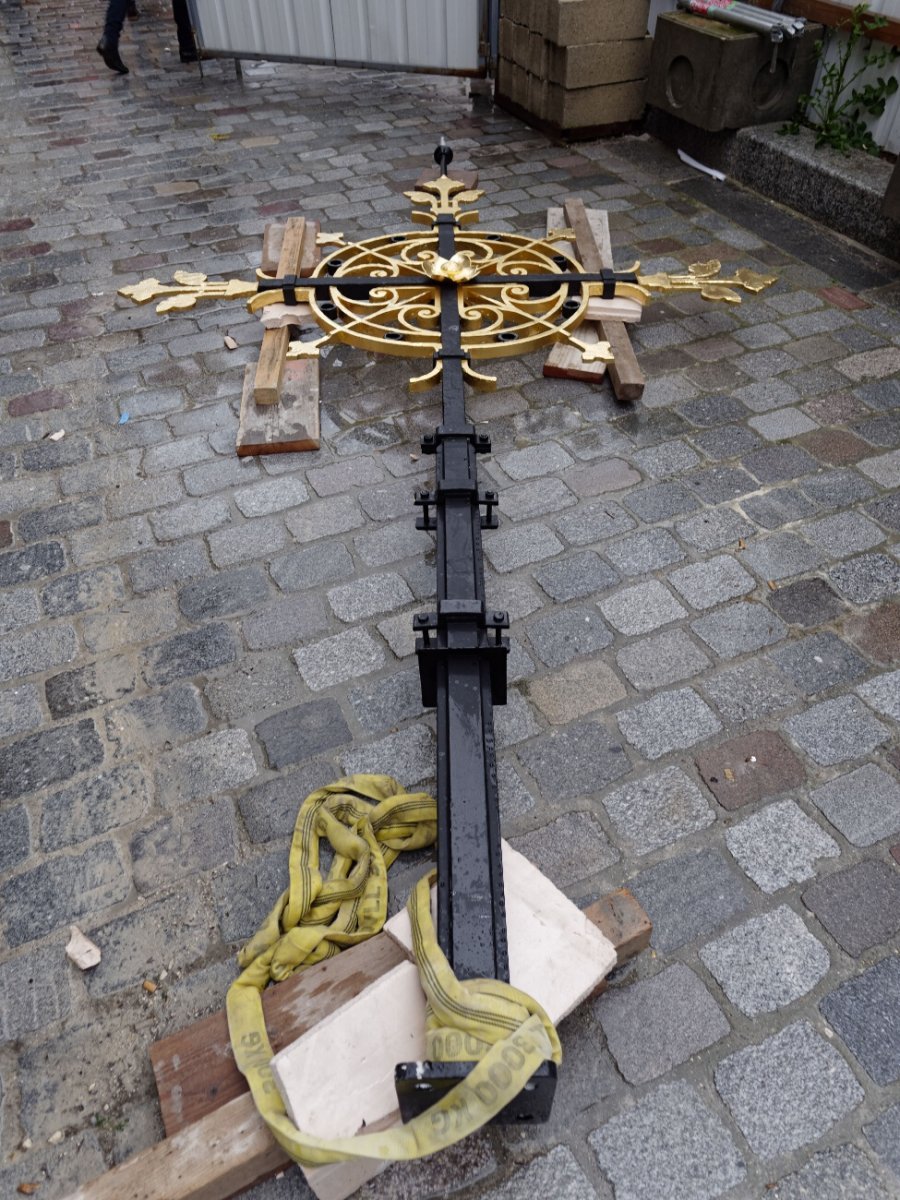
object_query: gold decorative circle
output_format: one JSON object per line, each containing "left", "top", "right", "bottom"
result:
{"left": 309, "top": 230, "right": 589, "bottom": 360}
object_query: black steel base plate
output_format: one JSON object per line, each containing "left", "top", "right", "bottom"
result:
{"left": 395, "top": 1061, "right": 557, "bottom": 1125}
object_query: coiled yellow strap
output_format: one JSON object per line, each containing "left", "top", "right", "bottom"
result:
{"left": 226, "top": 774, "right": 561, "bottom": 1168}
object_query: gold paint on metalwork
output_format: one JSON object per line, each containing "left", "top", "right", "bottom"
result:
{"left": 404, "top": 175, "right": 485, "bottom": 225}
{"left": 418, "top": 251, "right": 479, "bottom": 282}
{"left": 118, "top": 271, "right": 257, "bottom": 313}
{"left": 634, "top": 260, "right": 778, "bottom": 304}
{"left": 118, "top": 187, "right": 776, "bottom": 388}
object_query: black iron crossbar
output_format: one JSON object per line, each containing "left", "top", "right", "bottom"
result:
{"left": 260, "top": 268, "right": 637, "bottom": 298}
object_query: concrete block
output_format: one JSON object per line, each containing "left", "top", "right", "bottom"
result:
{"left": 546, "top": 35, "right": 652, "bottom": 88}
{"left": 648, "top": 12, "right": 820, "bottom": 132}
{"left": 540, "top": 77, "right": 647, "bottom": 128}
{"left": 540, "top": 0, "right": 650, "bottom": 45}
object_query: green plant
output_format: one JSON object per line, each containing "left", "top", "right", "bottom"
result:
{"left": 780, "top": 3, "right": 899, "bottom": 155}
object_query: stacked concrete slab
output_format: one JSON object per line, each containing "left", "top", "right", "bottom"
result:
{"left": 497, "top": 0, "right": 651, "bottom": 137}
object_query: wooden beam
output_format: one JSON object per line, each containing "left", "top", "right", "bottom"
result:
{"left": 236, "top": 357, "right": 320, "bottom": 458}
{"left": 543, "top": 206, "right": 608, "bottom": 385}
{"left": 151, "top": 930, "right": 404, "bottom": 1137}
{"left": 254, "top": 218, "right": 314, "bottom": 406}
{"left": 563, "top": 197, "right": 645, "bottom": 403}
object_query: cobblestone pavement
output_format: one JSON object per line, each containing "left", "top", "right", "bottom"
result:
{"left": 1, "top": 2, "right": 899, "bottom": 1198}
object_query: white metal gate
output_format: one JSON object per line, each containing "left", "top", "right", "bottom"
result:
{"left": 187, "top": 0, "right": 495, "bottom": 75}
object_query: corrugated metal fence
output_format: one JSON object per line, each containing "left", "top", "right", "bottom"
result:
{"left": 189, "top": 0, "right": 486, "bottom": 73}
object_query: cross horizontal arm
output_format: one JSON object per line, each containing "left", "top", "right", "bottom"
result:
{"left": 258, "top": 269, "right": 639, "bottom": 298}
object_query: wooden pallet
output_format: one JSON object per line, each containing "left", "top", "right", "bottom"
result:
{"left": 63, "top": 888, "right": 648, "bottom": 1200}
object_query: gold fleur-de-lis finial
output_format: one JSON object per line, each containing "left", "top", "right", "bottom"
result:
{"left": 118, "top": 269, "right": 258, "bottom": 313}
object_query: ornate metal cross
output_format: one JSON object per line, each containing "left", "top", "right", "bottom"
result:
{"left": 120, "top": 140, "right": 775, "bottom": 1123}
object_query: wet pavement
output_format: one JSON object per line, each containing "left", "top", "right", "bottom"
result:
{"left": 1, "top": 2, "right": 899, "bottom": 1198}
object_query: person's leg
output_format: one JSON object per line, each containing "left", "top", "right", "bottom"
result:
{"left": 172, "top": 0, "right": 197, "bottom": 58}
{"left": 101, "top": 0, "right": 130, "bottom": 45}
{"left": 98, "top": 0, "right": 131, "bottom": 73}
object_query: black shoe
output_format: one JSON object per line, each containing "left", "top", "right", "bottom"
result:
{"left": 179, "top": 45, "right": 199, "bottom": 62}
{"left": 127, "top": 3, "right": 139, "bottom": 18}
{"left": 96, "top": 37, "right": 129, "bottom": 74}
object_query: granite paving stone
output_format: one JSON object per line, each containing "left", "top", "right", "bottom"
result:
{"left": 683, "top": 465, "right": 757, "bottom": 504}
{"left": 0, "top": 945, "right": 72, "bottom": 1046}
{"left": 255, "top": 700, "right": 352, "bottom": 770}
{"left": 589, "top": 1080, "right": 746, "bottom": 1200}
{"left": 726, "top": 799, "right": 840, "bottom": 892}
{"left": 532, "top": 550, "right": 619, "bottom": 602}
{"left": 668, "top": 554, "right": 755, "bottom": 610}
{"left": 616, "top": 628, "right": 711, "bottom": 691}
{"left": 740, "top": 486, "right": 819, "bottom": 530}
{"left": 622, "top": 481, "right": 700, "bottom": 522}
{"left": 806, "top": 510, "right": 884, "bottom": 557}
{"left": 856, "top": 668, "right": 900, "bottom": 720}
{"left": 525, "top": 659, "right": 626, "bottom": 724}
{"left": 771, "top": 631, "right": 869, "bottom": 695}
{"left": 785, "top": 695, "right": 889, "bottom": 765}
{"left": 748, "top": 407, "right": 818, "bottom": 440}
{"left": 517, "top": 719, "right": 629, "bottom": 801}
{"left": 554, "top": 499, "right": 636, "bottom": 546}
{"left": 41, "top": 763, "right": 150, "bottom": 850}
{"left": 601, "top": 765, "right": 713, "bottom": 854}
{"left": 809, "top": 763, "right": 900, "bottom": 846}
{"left": 155, "top": 729, "right": 258, "bottom": 807}
{"left": 509, "top": 812, "right": 618, "bottom": 890}
{"left": 341, "top": 725, "right": 436, "bottom": 788}
{"left": 598, "top": 579, "right": 686, "bottom": 635}
{"left": 858, "top": 448, "right": 900, "bottom": 487}
{"left": 867, "top": 491, "right": 900, "bottom": 531}
{"left": 598, "top": 963, "right": 729, "bottom": 1084}
{"left": 0, "top": 841, "right": 131, "bottom": 947}
{"left": 768, "top": 577, "right": 845, "bottom": 625}
{"left": 845, "top": 601, "right": 900, "bottom": 664}
{"left": 563, "top": 457, "right": 641, "bottom": 496}
{"left": 803, "top": 861, "right": 900, "bottom": 957}
{"left": 617, "top": 686, "right": 721, "bottom": 758}
{"left": 699, "top": 905, "right": 830, "bottom": 1016}
{"left": 820, "top": 955, "right": 900, "bottom": 1085}
{"left": 0, "top": 682, "right": 44, "bottom": 739}
{"left": 739, "top": 533, "right": 824, "bottom": 581}
{"left": 799, "top": 428, "right": 874, "bottom": 465}
{"left": 828, "top": 552, "right": 900, "bottom": 603}
{"left": 675, "top": 505, "right": 755, "bottom": 551}
{"left": 691, "top": 600, "right": 787, "bottom": 657}
{"left": 695, "top": 731, "right": 805, "bottom": 810}
{"left": 770, "top": 1145, "right": 891, "bottom": 1200}
{"left": 483, "top": 523, "right": 564, "bottom": 573}
{"left": 294, "top": 628, "right": 386, "bottom": 690}
{"left": 477, "top": 1146, "right": 592, "bottom": 1200}
{"left": 864, "top": 1102, "right": 900, "bottom": 1182}
{"left": 602, "top": 528, "right": 685, "bottom": 576}
{"left": 715, "top": 1020, "right": 863, "bottom": 1158}
{"left": 525, "top": 606, "right": 613, "bottom": 667}
{"left": 628, "top": 849, "right": 752, "bottom": 952}
{"left": 801, "top": 467, "right": 876, "bottom": 508}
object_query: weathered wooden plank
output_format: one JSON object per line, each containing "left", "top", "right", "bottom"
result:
{"left": 236, "top": 360, "right": 320, "bottom": 457}
{"left": 564, "top": 196, "right": 644, "bottom": 402}
{"left": 261, "top": 219, "right": 322, "bottom": 278}
{"left": 543, "top": 205, "right": 608, "bottom": 384}
{"left": 254, "top": 218, "right": 307, "bottom": 405}
{"left": 151, "top": 918, "right": 404, "bottom": 1137}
